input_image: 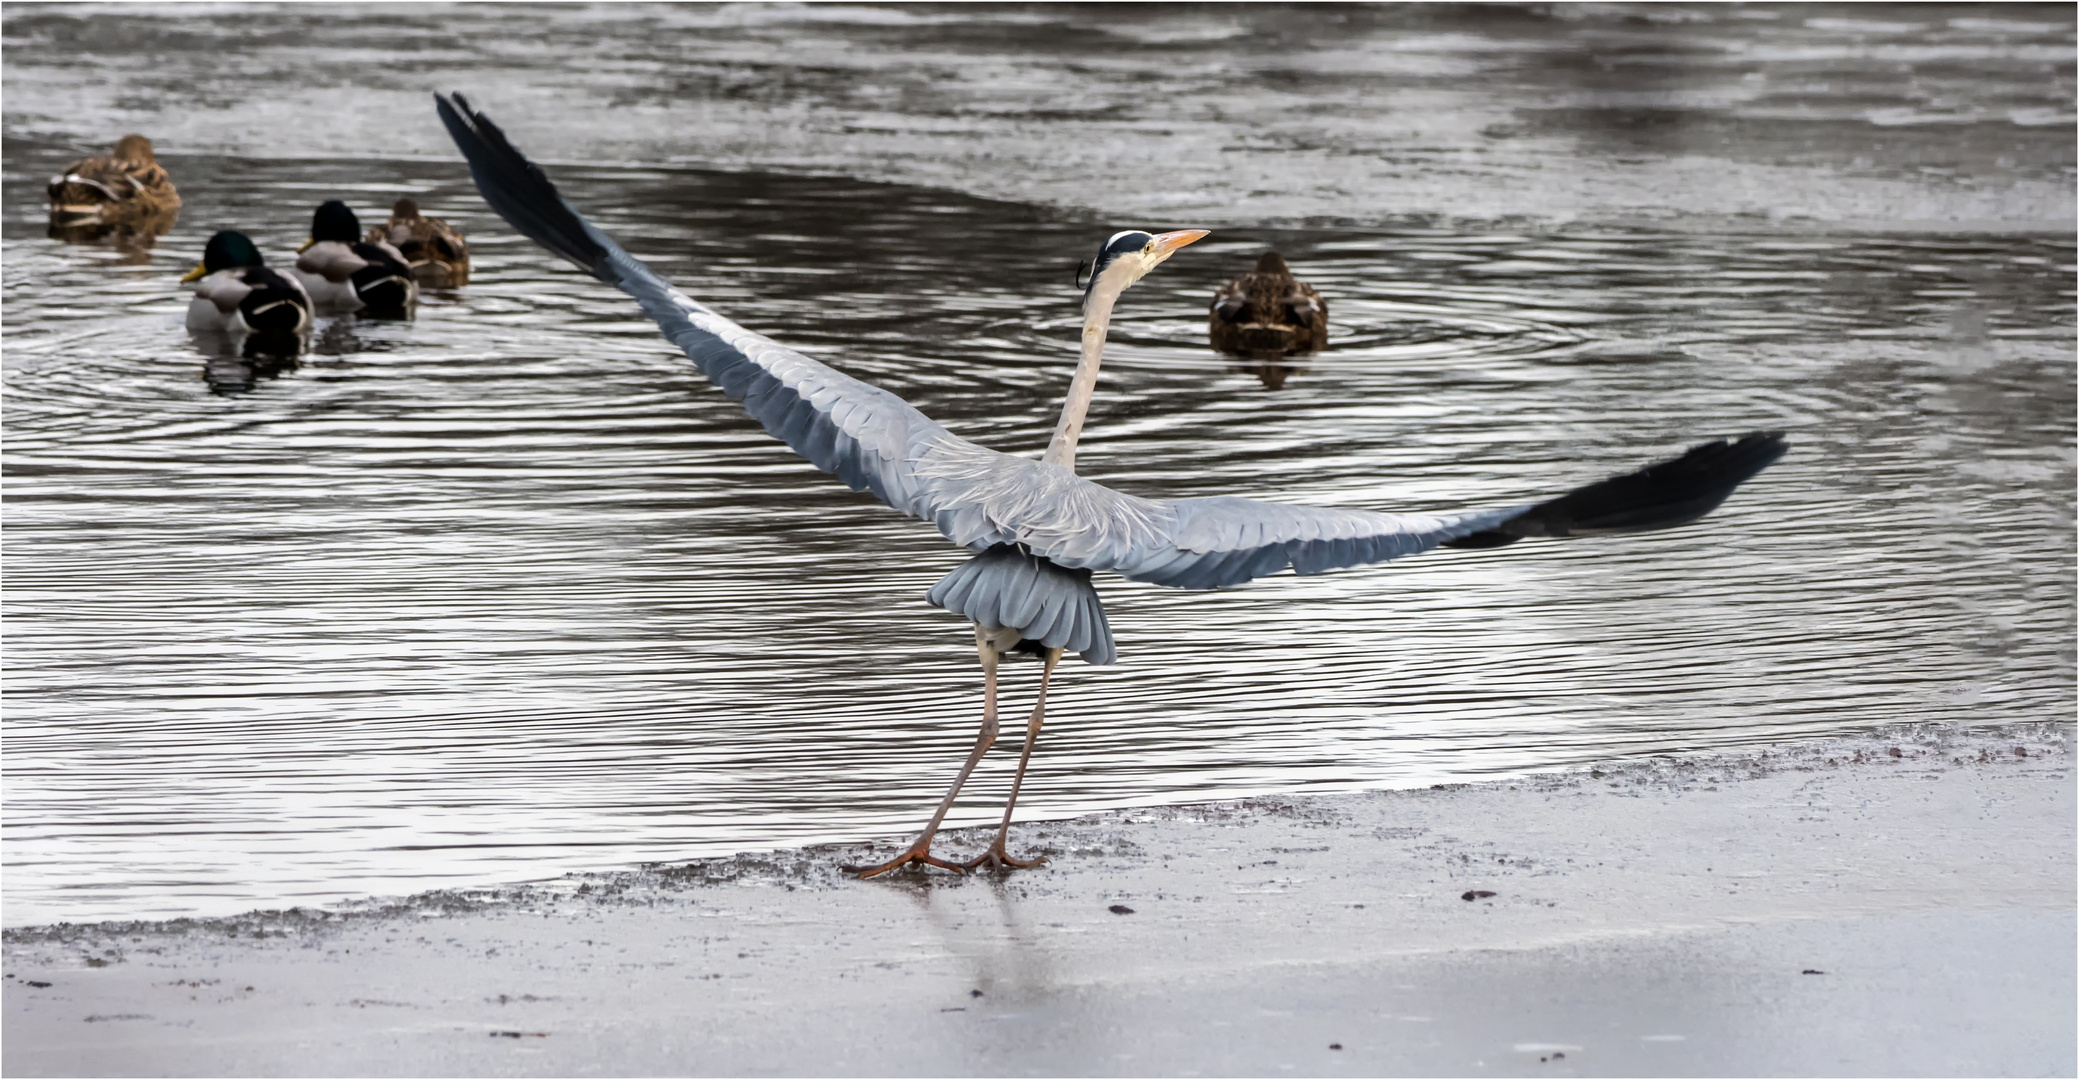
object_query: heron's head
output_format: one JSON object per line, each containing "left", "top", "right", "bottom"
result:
{"left": 181, "top": 230, "right": 264, "bottom": 282}
{"left": 1082, "top": 228, "right": 1209, "bottom": 303}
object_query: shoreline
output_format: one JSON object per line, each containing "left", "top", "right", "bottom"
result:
{"left": 5, "top": 723, "right": 2071, "bottom": 1076}
{"left": 6, "top": 720, "right": 2066, "bottom": 936}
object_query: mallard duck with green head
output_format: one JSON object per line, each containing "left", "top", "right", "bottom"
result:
{"left": 293, "top": 200, "right": 417, "bottom": 313}
{"left": 181, "top": 230, "right": 314, "bottom": 335}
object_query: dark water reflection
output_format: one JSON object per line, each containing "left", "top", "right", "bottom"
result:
{"left": 5, "top": 150, "right": 2074, "bottom": 922}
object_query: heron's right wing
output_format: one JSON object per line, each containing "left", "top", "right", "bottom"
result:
{"left": 436, "top": 92, "right": 1057, "bottom": 549}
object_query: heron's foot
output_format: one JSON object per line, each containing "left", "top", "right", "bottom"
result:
{"left": 960, "top": 842, "right": 1047, "bottom": 872}
{"left": 842, "top": 843, "right": 966, "bottom": 879}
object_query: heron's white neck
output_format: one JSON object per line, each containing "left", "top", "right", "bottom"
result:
{"left": 1042, "top": 277, "right": 1127, "bottom": 471}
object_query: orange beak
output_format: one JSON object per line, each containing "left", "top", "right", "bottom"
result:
{"left": 1149, "top": 229, "right": 1210, "bottom": 257}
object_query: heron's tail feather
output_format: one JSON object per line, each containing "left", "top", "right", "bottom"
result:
{"left": 926, "top": 546, "right": 1117, "bottom": 665}
{"left": 1442, "top": 432, "right": 1788, "bottom": 549}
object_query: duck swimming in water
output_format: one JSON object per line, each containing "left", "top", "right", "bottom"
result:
{"left": 366, "top": 198, "right": 470, "bottom": 287}
{"left": 181, "top": 230, "right": 313, "bottom": 336}
{"left": 1209, "top": 251, "right": 1327, "bottom": 356}
{"left": 293, "top": 200, "right": 417, "bottom": 314}
{"left": 46, "top": 134, "right": 181, "bottom": 241}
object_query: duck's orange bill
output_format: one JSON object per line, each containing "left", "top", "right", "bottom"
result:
{"left": 179, "top": 262, "right": 208, "bottom": 283}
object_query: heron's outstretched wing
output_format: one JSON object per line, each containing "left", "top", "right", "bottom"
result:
{"left": 1111, "top": 432, "right": 1788, "bottom": 588}
{"left": 437, "top": 94, "right": 1785, "bottom": 591}
{"left": 439, "top": 93, "right": 1076, "bottom": 550}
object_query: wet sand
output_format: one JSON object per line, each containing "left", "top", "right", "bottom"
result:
{"left": 4, "top": 724, "right": 2070, "bottom": 1077}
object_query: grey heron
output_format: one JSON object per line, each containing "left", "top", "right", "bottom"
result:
{"left": 435, "top": 94, "right": 1788, "bottom": 878}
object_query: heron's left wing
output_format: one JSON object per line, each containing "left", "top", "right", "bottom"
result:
{"left": 890, "top": 430, "right": 1784, "bottom": 589}
{"left": 1083, "top": 432, "right": 1787, "bottom": 588}
{"left": 1094, "top": 496, "right": 1522, "bottom": 589}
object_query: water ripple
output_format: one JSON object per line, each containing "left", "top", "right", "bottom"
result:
{"left": 4, "top": 151, "right": 2072, "bottom": 924}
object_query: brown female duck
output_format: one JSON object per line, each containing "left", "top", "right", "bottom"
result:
{"left": 1208, "top": 251, "right": 1326, "bottom": 355}
{"left": 46, "top": 134, "right": 181, "bottom": 239}
{"left": 365, "top": 198, "right": 470, "bottom": 287}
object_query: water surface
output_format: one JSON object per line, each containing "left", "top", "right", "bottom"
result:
{"left": 3, "top": 5, "right": 2073, "bottom": 925}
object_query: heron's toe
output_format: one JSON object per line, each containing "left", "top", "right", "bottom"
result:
{"left": 960, "top": 846, "right": 1047, "bottom": 872}
{"left": 842, "top": 846, "right": 967, "bottom": 879}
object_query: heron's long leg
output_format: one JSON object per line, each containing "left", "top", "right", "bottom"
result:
{"left": 964, "top": 646, "right": 1062, "bottom": 871}
{"left": 843, "top": 636, "right": 1002, "bottom": 879}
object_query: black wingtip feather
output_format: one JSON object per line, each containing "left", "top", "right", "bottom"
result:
{"left": 1443, "top": 432, "right": 1788, "bottom": 549}
{"left": 434, "top": 92, "right": 611, "bottom": 280}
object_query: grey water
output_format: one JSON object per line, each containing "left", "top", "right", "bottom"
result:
{"left": 3, "top": 4, "right": 2073, "bottom": 925}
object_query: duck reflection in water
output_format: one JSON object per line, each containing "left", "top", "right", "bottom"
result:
{"left": 1230, "top": 356, "right": 1310, "bottom": 391}
{"left": 1210, "top": 251, "right": 1327, "bottom": 389}
{"left": 192, "top": 329, "right": 303, "bottom": 394}
{"left": 193, "top": 301, "right": 397, "bottom": 393}
{"left": 310, "top": 317, "right": 395, "bottom": 359}
{"left": 49, "top": 215, "right": 179, "bottom": 263}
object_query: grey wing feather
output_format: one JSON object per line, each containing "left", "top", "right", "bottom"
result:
{"left": 436, "top": 96, "right": 1012, "bottom": 537}
{"left": 1105, "top": 429, "right": 1790, "bottom": 587}
{"left": 1092, "top": 496, "right": 1524, "bottom": 588}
